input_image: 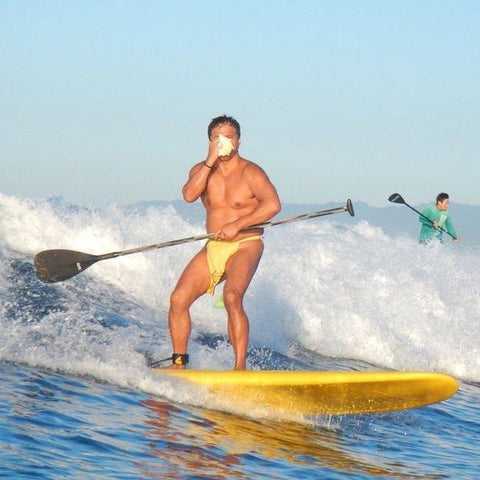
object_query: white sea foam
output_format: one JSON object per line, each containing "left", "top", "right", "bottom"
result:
{"left": 254, "top": 221, "right": 480, "bottom": 380}
{"left": 1, "top": 191, "right": 479, "bottom": 406}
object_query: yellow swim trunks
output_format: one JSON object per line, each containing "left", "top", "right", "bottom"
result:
{"left": 206, "top": 235, "right": 262, "bottom": 295}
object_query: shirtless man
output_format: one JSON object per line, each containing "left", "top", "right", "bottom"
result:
{"left": 167, "top": 115, "right": 281, "bottom": 370}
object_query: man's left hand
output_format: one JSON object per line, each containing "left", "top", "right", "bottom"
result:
{"left": 214, "top": 223, "right": 240, "bottom": 241}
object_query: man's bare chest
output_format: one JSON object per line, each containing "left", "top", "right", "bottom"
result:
{"left": 204, "top": 172, "right": 255, "bottom": 208}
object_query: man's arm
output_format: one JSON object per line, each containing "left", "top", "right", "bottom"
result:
{"left": 218, "top": 164, "right": 281, "bottom": 239}
{"left": 419, "top": 206, "right": 434, "bottom": 226}
{"left": 444, "top": 216, "right": 458, "bottom": 240}
{"left": 182, "top": 138, "right": 222, "bottom": 202}
{"left": 182, "top": 162, "right": 212, "bottom": 203}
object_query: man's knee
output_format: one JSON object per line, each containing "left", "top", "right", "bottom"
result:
{"left": 223, "top": 289, "right": 244, "bottom": 311}
{"left": 170, "top": 288, "right": 191, "bottom": 311}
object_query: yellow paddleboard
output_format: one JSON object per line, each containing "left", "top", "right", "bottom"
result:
{"left": 154, "top": 370, "right": 458, "bottom": 415}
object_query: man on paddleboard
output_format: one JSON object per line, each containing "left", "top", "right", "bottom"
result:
{"left": 418, "top": 192, "right": 460, "bottom": 244}
{"left": 166, "top": 115, "right": 281, "bottom": 370}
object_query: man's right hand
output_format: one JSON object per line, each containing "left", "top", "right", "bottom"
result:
{"left": 205, "top": 138, "right": 221, "bottom": 167}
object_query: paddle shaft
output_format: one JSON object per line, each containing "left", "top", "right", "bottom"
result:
{"left": 98, "top": 201, "right": 354, "bottom": 261}
{"left": 401, "top": 202, "right": 455, "bottom": 239}
{"left": 34, "top": 200, "right": 354, "bottom": 282}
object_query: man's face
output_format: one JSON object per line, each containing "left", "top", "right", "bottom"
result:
{"left": 210, "top": 124, "right": 240, "bottom": 151}
{"left": 437, "top": 199, "right": 449, "bottom": 211}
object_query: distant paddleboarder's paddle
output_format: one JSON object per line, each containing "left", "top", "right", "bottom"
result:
{"left": 388, "top": 193, "right": 455, "bottom": 239}
{"left": 35, "top": 199, "right": 355, "bottom": 283}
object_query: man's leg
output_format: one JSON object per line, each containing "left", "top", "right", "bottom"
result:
{"left": 168, "top": 248, "right": 210, "bottom": 368}
{"left": 223, "top": 240, "right": 264, "bottom": 370}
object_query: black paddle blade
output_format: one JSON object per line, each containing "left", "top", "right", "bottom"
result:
{"left": 346, "top": 199, "right": 355, "bottom": 216}
{"left": 388, "top": 193, "right": 405, "bottom": 204}
{"left": 34, "top": 249, "right": 100, "bottom": 283}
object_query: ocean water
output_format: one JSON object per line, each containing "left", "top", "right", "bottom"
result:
{"left": 1, "top": 192, "right": 479, "bottom": 479}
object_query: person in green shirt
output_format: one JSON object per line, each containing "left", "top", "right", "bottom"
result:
{"left": 418, "top": 192, "right": 460, "bottom": 244}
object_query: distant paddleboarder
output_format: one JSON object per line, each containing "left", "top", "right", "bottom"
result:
{"left": 166, "top": 115, "right": 281, "bottom": 370}
{"left": 418, "top": 193, "right": 460, "bottom": 244}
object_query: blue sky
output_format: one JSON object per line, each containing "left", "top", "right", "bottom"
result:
{"left": 1, "top": 0, "right": 479, "bottom": 207}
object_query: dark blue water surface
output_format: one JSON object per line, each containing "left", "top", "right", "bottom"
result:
{"left": 1, "top": 361, "right": 479, "bottom": 480}
{"left": 2, "top": 196, "right": 480, "bottom": 479}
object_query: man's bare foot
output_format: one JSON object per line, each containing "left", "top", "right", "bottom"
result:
{"left": 166, "top": 363, "right": 187, "bottom": 370}
{"left": 152, "top": 363, "right": 186, "bottom": 371}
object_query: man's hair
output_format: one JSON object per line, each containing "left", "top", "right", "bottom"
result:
{"left": 436, "top": 192, "right": 449, "bottom": 203}
{"left": 207, "top": 115, "right": 241, "bottom": 139}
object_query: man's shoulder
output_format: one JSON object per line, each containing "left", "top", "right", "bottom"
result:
{"left": 240, "top": 158, "right": 266, "bottom": 176}
{"left": 422, "top": 204, "right": 435, "bottom": 213}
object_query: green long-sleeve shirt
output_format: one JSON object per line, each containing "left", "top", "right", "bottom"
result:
{"left": 418, "top": 205, "right": 457, "bottom": 242}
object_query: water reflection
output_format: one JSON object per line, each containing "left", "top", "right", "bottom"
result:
{"left": 142, "top": 398, "right": 437, "bottom": 479}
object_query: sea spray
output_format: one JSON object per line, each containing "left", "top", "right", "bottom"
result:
{"left": 1, "top": 192, "right": 479, "bottom": 387}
